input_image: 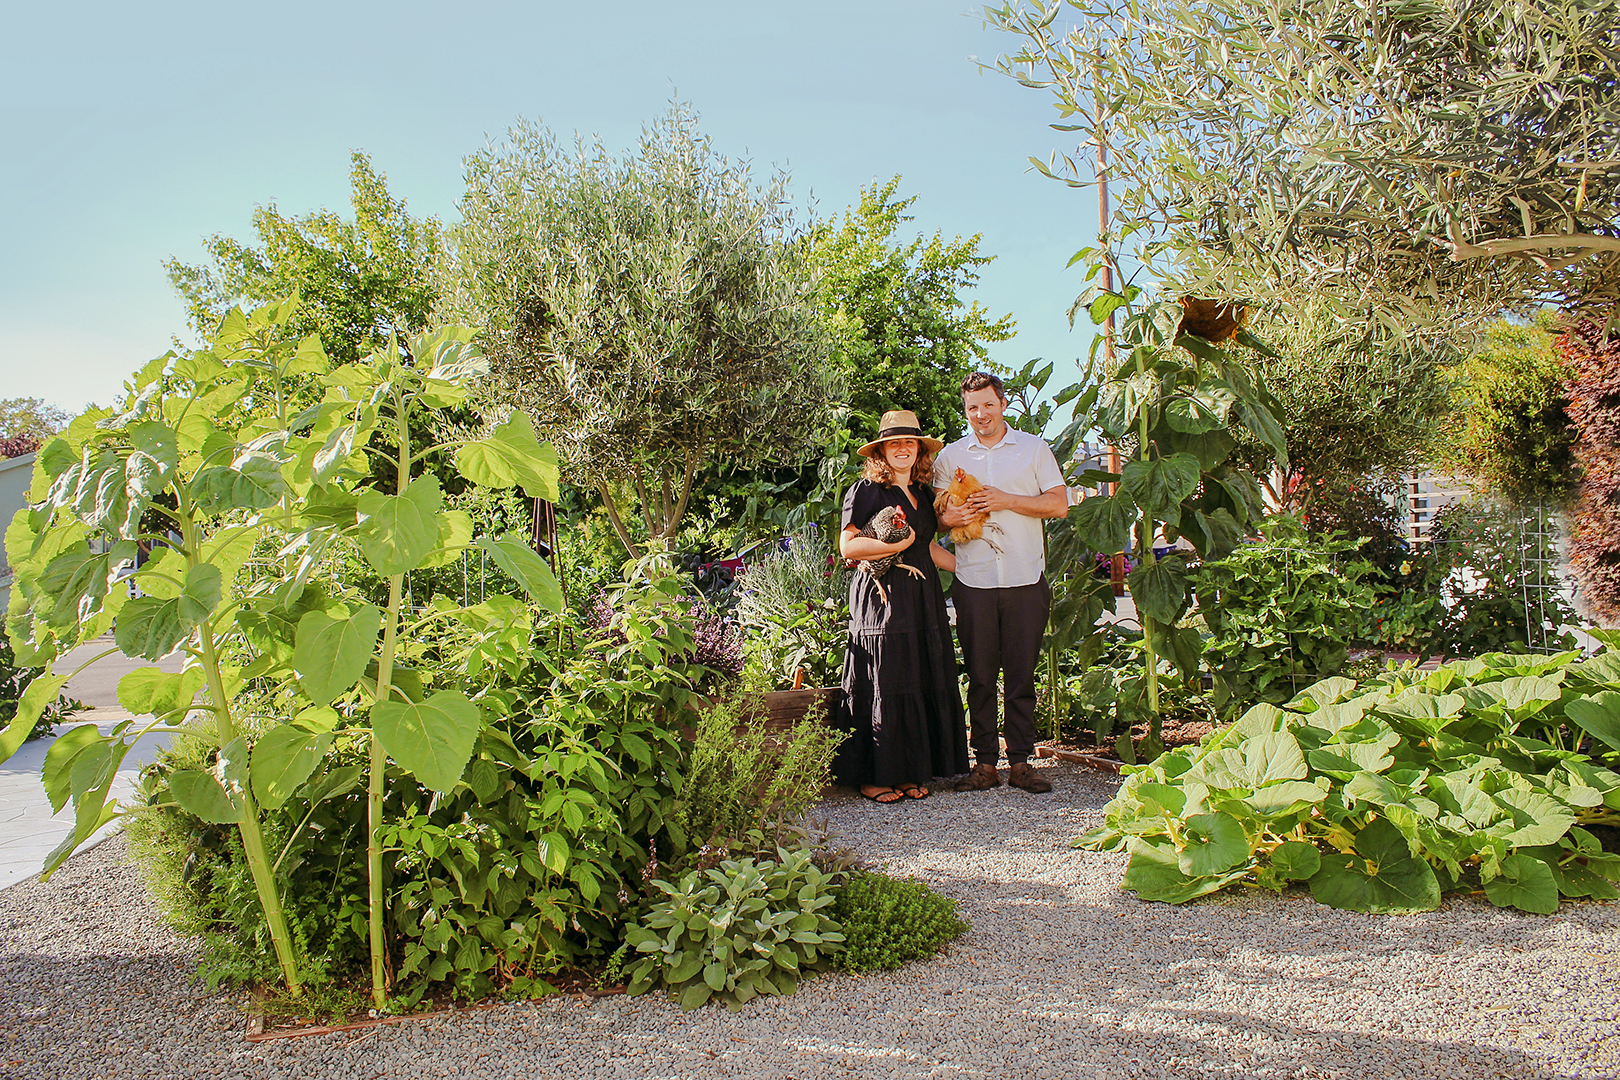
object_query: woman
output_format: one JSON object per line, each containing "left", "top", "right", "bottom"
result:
{"left": 837, "top": 410, "right": 970, "bottom": 803}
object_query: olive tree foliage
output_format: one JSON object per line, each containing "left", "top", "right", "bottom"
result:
{"left": 985, "top": 0, "right": 1620, "bottom": 336}
{"left": 166, "top": 152, "right": 442, "bottom": 364}
{"left": 442, "top": 109, "right": 839, "bottom": 557}
{"left": 1227, "top": 303, "right": 1454, "bottom": 510}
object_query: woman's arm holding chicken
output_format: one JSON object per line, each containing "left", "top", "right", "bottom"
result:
{"left": 841, "top": 525, "right": 917, "bottom": 561}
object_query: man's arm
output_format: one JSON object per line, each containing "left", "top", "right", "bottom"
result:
{"left": 962, "top": 485, "right": 1069, "bottom": 520}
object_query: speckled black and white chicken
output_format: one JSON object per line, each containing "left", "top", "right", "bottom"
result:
{"left": 850, "top": 504, "right": 926, "bottom": 604}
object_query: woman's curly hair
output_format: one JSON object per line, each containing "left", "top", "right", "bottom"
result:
{"left": 863, "top": 445, "right": 935, "bottom": 487}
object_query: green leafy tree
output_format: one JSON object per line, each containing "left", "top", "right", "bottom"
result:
{"left": 812, "top": 178, "right": 1014, "bottom": 442}
{"left": 987, "top": 0, "right": 1620, "bottom": 338}
{"left": 0, "top": 397, "right": 73, "bottom": 443}
{"left": 1225, "top": 305, "right": 1453, "bottom": 511}
{"left": 443, "top": 107, "right": 838, "bottom": 557}
{"left": 1437, "top": 318, "right": 1578, "bottom": 509}
{"left": 166, "top": 152, "right": 441, "bottom": 363}
{"left": 1, "top": 398, "right": 74, "bottom": 459}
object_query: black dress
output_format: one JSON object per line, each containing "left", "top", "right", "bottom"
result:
{"left": 835, "top": 479, "right": 970, "bottom": 788}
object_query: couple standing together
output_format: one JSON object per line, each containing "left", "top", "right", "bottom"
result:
{"left": 836, "top": 371, "right": 1070, "bottom": 803}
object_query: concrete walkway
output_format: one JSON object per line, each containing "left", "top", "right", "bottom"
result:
{"left": 0, "top": 637, "right": 181, "bottom": 891}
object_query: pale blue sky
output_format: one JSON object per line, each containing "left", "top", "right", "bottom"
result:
{"left": 1, "top": 1, "right": 1098, "bottom": 417}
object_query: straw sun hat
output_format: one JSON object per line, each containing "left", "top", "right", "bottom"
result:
{"left": 857, "top": 410, "right": 945, "bottom": 458}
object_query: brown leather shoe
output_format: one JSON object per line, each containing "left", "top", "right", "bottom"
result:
{"left": 954, "top": 763, "right": 1002, "bottom": 791}
{"left": 1007, "top": 761, "right": 1052, "bottom": 793}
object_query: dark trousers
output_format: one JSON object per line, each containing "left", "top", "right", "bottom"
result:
{"left": 952, "top": 576, "right": 1050, "bottom": 766}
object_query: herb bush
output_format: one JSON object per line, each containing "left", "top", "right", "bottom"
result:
{"left": 831, "top": 870, "right": 968, "bottom": 972}
{"left": 1078, "top": 646, "right": 1620, "bottom": 914}
{"left": 584, "top": 586, "right": 741, "bottom": 686}
{"left": 1193, "top": 515, "right": 1378, "bottom": 717}
{"left": 734, "top": 529, "right": 850, "bottom": 690}
{"left": 625, "top": 847, "right": 844, "bottom": 1011}
{"left": 678, "top": 668, "right": 846, "bottom": 850}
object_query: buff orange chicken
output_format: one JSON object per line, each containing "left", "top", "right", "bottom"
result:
{"left": 933, "top": 467, "right": 1004, "bottom": 553}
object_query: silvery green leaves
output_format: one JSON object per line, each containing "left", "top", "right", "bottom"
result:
{"left": 1079, "top": 650, "right": 1620, "bottom": 915}
{"left": 624, "top": 849, "right": 845, "bottom": 1011}
{"left": 193, "top": 446, "right": 289, "bottom": 512}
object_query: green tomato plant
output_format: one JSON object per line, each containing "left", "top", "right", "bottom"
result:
{"left": 2, "top": 298, "right": 562, "bottom": 1006}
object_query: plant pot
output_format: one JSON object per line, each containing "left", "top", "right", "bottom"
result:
{"left": 738, "top": 687, "right": 842, "bottom": 736}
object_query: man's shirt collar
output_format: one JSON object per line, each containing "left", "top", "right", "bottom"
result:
{"left": 967, "top": 424, "right": 1019, "bottom": 452}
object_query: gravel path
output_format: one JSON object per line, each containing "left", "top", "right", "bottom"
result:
{"left": 4, "top": 760, "right": 1618, "bottom": 1079}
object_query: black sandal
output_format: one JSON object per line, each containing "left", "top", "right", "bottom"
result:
{"left": 898, "top": 784, "right": 931, "bottom": 800}
{"left": 861, "top": 786, "right": 905, "bottom": 804}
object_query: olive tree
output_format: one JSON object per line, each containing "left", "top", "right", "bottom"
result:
{"left": 986, "top": 0, "right": 1620, "bottom": 333}
{"left": 443, "top": 108, "right": 838, "bottom": 557}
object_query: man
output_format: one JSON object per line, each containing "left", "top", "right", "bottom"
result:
{"left": 935, "top": 372, "right": 1070, "bottom": 793}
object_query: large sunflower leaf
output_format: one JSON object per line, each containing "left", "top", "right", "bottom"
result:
{"left": 293, "top": 603, "right": 382, "bottom": 705}
{"left": 371, "top": 690, "right": 480, "bottom": 793}
{"left": 356, "top": 476, "right": 443, "bottom": 576}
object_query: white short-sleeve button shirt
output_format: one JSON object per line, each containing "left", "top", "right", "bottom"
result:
{"left": 933, "top": 426, "right": 1066, "bottom": 589}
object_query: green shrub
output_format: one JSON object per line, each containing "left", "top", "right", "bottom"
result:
{"left": 624, "top": 848, "right": 844, "bottom": 1010}
{"left": 1194, "top": 514, "right": 1378, "bottom": 717}
{"left": 832, "top": 871, "right": 968, "bottom": 972}
{"left": 1438, "top": 317, "right": 1577, "bottom": 509}
{"left": 126, "top": 731, "right": 371, "bottom": 994}
{"left": 1078, "top": 645, "right": 1620, "bottom": 914}
{"left": 678, "top": 667, "right": 846, "bottom": 849}
{"left": 1302, "top": 485, "right": 1448, "bottom": 654}
{"left": 734, "top": 529, "right": 850, "bottom": 691}
{"left": 1428, "top": 500, "right": 1577, "bottom": 657}
{"left": 127, "top": 572, "right": 713, "bottom": 1002}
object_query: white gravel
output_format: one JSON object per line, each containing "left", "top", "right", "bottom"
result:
{"left": 3, "top": 759, "right": 1618, "bottom": 1079}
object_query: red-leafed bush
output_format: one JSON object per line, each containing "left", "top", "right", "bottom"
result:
{"left": 1561, "top": 312, "right": 1620, "bottom": 624}
{"left": 0, "top": 434, "right": 42, "bottom": 459}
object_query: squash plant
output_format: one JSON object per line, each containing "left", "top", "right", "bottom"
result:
{"left": 1, "top": 298, "right": 562, "bottom": 1005}
{"left": 1079, "top": 648, "right": 1620, "bottom": 913}
{"left": 1046, "top": 292, "right": 1287, "bottom": 760}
